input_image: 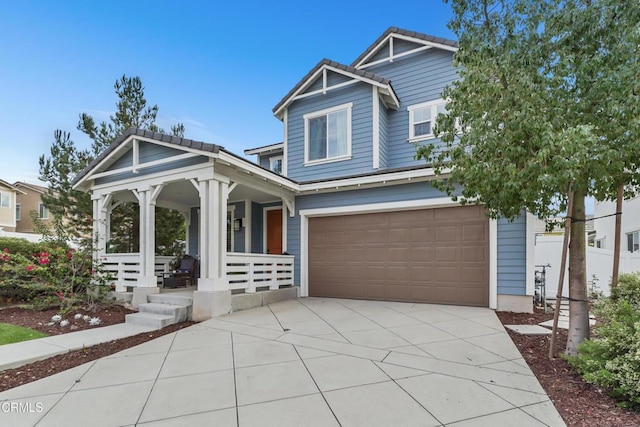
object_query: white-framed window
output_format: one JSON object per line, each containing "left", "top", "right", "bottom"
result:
{"left": 304, "top": 103, "right": 352, "bottom": 165}
{"left": 627, "top": 231, "right": 639, "bottom": 253}
{"left": 38, "top": 203, "right": 49, "bottom": 220}
{"left": 270, "top": 156, "right": 283, "bottom": 174}
{"left": 407, "top": 99, "right": 447, "bottom": 141}
{"left": 15, "top": 203, "right": 21, "bottom": 221}
{"left": 0, "top": 192, "right": 11, "bottom": 208}
{"left": 226, "top": 206, "right": 235, "bottom": 252}
{"left": 595, "top": 238, "right": 605, "bottom": 249}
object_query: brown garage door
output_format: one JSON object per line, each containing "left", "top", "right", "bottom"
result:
{"left": 308, "top": 205, "right": 489, "bottom": 306}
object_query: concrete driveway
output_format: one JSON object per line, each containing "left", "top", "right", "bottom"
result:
{"left": 0, "top": 298, "right": 565, "bottom": 426}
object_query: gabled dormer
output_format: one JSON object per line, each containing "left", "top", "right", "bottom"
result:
{"left": 266, "top": 27, "right": 459, "bottom": 183}
{"left": 244, "top": 142, "right": 284, "bottom": 175}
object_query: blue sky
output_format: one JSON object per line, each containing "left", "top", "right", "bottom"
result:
{"left": 0, "top": 1, "right": 456, "bottom": 184}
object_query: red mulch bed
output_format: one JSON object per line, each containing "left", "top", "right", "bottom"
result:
{"left": 0, "top": 305, "right": 136, "bottom": 335}
{"left": 497, "top": 309, "right": 640, "bottom": 427}
{"left": 0, "top": 304, "right": 195, "bottom": 393}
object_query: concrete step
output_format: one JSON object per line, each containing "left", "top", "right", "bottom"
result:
{"left": 125, "top": 312, "right": 175, "bottom": 329}
{"left": 148, "top": 294, "right": 193, "bottom": 306}
{"left": 139, "top": 303, "right": 188, "bottom": 322}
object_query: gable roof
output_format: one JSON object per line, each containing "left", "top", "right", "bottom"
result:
{"left": 351, "top": 26, "right": 458, "bottom": 69}
{"left": 0, "top": 179, "right": 26, "bottom": 194}
{"left": 71, "top": 128, "right": 222, "bottom": 188}
{"left": 244, "top": 142, "right": 284, "bottom": 156}
{"left": 13, "top": 182, "right": 48, "bottom": 194}
{"left": 272, "top": 58, "right": 399, "bottom": 120}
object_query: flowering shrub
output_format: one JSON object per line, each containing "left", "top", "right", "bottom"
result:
{"left": 0, "top": 239, "right": 113, "bottom": 310}
{"left": 566, "top": 273, "right": 640, "bottom": 410}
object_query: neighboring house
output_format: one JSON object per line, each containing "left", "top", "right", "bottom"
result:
{"left": 13, "top": 182, "right": 52, "bottom": 234}
{"left": 0, "top": 179, "right": 25, "bottom": 232}
{"left": 593, "top": 197, "right": 640, "bottom": 252}
{"left": 72, "top": 27, "right": 535, "bottom": 319}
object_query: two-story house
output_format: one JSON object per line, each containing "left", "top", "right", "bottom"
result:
{"left": 72, "top": 27, "right": 534, "bottom": 319}
{"left": 0, "top": 179, "right": 25, "bottom": 232}
{"left": 13, "top": 182, "right": 53, "bottom": 234}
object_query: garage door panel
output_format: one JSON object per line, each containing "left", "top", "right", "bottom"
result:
{"left": 366, "top": 229, "right": 388, "bottom": 244}
{"left": 411, "top": 246, "right": 435, "bottom": 261}
{"left": 410, "top": 227, "right": 435, "bottom": 243}
{"left": 389, "top": 247, "right": 410, "bottom": 261}
{"left": 436, "top": 226, "right": 460, "bottom": 243}
{"left": 308, "top": 205, "right": 489, "bottom": 307}
{"left": 435, "top": 246, "right": 459, "bottom": 261}
{"left": 462, "top": 224, "right": 486, "bottom": 241}
{"left": 389, "top": 228, "right": 411, "bottom": 243}
{"left": 462, "top": 246, "right": 486, "bottom": 262}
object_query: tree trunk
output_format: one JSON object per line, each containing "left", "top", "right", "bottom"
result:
{"left": 611, "top": 182, "right": 624, "bottom": 288}
{"left": 566, "top": 189, "right": 590, "bottom": 356}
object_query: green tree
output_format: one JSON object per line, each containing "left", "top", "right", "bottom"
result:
{"left": 39, "top": 75, "right": 187, "bottom": 255}
{"left": 417, "top": 0, "right": 640, "bottom": 355}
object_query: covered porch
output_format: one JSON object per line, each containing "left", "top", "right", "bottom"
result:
{"left": 73, "top": 129, "right": 298, "bottom": 320}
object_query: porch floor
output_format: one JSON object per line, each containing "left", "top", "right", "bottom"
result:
{"left": 0, "top": 298, "right": 564, "bottom": 426}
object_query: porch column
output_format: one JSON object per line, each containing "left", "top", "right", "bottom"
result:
{"left": 196, "top": 178, "right": 229, "bottom": 291}
{"left": 193, "top": 177, "right": 231, "bottom": 321}
{"left": 91, "top": 193, "right": 110, "bottom": 259}
{"left": 135, "top": 187, "right": 157, "bottom": 287}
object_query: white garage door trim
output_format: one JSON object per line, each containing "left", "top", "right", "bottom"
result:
{"left": 299, "top": 197, "right": 499, "bottom": 309}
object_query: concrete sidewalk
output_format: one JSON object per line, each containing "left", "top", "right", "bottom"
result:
{"left": 0, "top": 323, "right": 156, "bottom": 371}
{"left": 0, "top": 298, "right": 566, "bottom": 426}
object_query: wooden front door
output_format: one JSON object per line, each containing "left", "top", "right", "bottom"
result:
{"left": 266, "top": 209, "right": 283, "bottom": 254}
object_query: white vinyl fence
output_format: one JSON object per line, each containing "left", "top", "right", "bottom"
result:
{"left": 535, "top": 235, "right": 640, "bottom": 298}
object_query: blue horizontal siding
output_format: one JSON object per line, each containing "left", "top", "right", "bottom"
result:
{"left": 497, "top": 216, "right": 527, "bottom": 296}
{"left": 287, "top": 82, "right": 373, "bottom": 181}
{"left": 366, "top": 49, "right": 458, "bottom": 169}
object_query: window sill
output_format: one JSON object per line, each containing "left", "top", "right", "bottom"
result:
{"left": 304, "top": 155, "right": 352, "bottom": 167}
{"left": 407, "top": 135, "right": 436, "bottom": 143}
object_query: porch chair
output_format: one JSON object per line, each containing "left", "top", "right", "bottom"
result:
{"left": 163, "top": 255, "right": 198, "bottom": 288}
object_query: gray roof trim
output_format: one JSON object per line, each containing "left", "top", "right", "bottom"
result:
{"left": 351, "top": 26, "right": 459, "bottom": 68}
{"left": 272, "top": 58, "right": 394, "bottom": 118}
{"left": 244, "top": 142, "right": 284, "bottom": 155}
{"left": 71, "top": 128, "right": 221, "bottom": 187}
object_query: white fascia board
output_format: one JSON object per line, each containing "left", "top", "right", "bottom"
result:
{"left": 299, "top": 168, "right": 444, "bottom": 193}
{"left": 73, "top": 138, "right": 134, "bottom": 189}
{"left": 244, "top": 143, "right": 284, "bottom": 155}
{"left": 354, "top": 34, "right": 458, "bottom": 69}
{"left": 216, "top": 151, "right": 298, "bottom": 193}
{"left": 74, "top": 134, "right": 219, "bottom": 190}
{"left": 274, "top": 64, "right": 397, "bottom": 119}
{"left": 90, "top": 162, "right": 214, "bottom": 195}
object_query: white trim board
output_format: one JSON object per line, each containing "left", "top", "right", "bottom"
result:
{"left": 299, "top": 198, "right": 499, "bottom": 310}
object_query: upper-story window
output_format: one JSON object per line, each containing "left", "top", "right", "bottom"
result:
{"left": 408, "top": 99, "right": 447, "bottom": 141}
{"left": 628, "top": 231, "right": 639, "bottom": 253}
{"left": 304, "top": 103, "right": 352, "bottom": 165}
{"left": 0, "top": 192, "right": 11, "bottom": 208}
{"left": 38, "top": 203, "right": 49, "bottom": 220}
{"left": 270, "top": 156, "right": 283, "bottom": 174}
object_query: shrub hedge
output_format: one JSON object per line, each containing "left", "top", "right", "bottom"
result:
{"left": 566, "top": 273, "right": 640, "bottom": 410}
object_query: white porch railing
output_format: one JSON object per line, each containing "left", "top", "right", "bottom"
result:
{"left": 227, "top": 253, "right": 295, "bottom": 293}
{"left": 101, "top": 254, "right": 174, "bottom": 291}
{"left": 101, "top": 253, "right": 294, "bottom": 293}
